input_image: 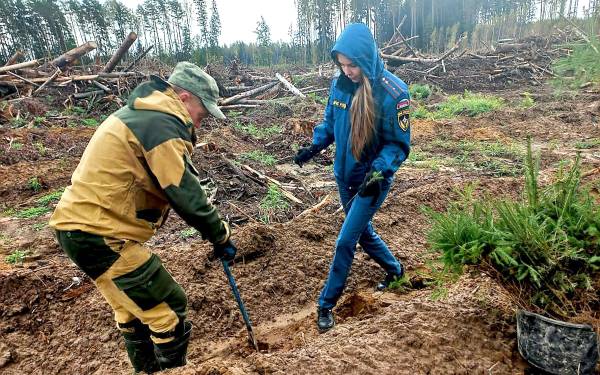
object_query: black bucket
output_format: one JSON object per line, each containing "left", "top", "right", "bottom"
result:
{"left": 517, "top": 309, "right": 599, "bottom": 375}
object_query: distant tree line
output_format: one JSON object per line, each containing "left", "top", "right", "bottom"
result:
{"left": 0, "top": 0, "right": 599, "bottom": 67}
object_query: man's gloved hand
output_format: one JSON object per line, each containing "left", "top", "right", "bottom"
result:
{"left": 294, "top": 144, "right": 319, "bottom": 167}
{"left": 213, "top": 239, "right": 237, "bottom": 262}
{"left": 358, "top": 170, "right": 384, "bottom": 205}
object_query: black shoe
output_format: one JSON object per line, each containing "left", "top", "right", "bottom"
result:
{"left": 316, "top": 307, "right": 335, "bottom": 332}
{"left": 376, "top": 267, "right": 405, "bottom": 291}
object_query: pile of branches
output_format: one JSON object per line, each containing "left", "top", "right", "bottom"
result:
{"left": 382, "top": 18, "right": 598, "bottom": 92}
{"left": 0, "top": 31, "right": 334, "bottom": 116}
{"left": 0, "top": 32, "right": 155, "bottom": 107}
{"left": 205, "top": 59, "right": 334, "bottom": 112}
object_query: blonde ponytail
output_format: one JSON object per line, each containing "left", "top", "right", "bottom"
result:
{"left": 350, "top": 74, "right": 375, "bottom": 160}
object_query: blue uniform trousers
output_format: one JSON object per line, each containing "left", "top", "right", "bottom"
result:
{"left": 318, "top": 178, "right": 403, "bottom": 309}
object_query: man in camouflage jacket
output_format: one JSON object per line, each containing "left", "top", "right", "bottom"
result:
{"left": 50, "top": 62, "right": 236, "bottom": 373}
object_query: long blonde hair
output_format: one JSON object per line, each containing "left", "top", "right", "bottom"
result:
{"left": 350, "top": 74, "right": 375, "bottom": 160}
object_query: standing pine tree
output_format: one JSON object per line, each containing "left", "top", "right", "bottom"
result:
{"left": 209, "top": 0, "right": 221, "bottom": 49}
{"left": 255, "top": 15, "right": 271, "bottom": 65}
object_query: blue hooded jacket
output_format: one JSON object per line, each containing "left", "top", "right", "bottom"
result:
{"left": 311, "top": 23, "right": 411, "bottom": 185}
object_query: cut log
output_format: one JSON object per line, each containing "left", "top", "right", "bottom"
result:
{"left": 93, "top": 80, "right": 111, "bottom": 92}
{"left": 275, "top": 73, "right": 305, "bottom": 98}
{"left": 6, "top": 71, "right": 39, "bottom": 87}
{"left": 219, "top": 81, "right": 278, "bottom": 106}
{"left": 72, "top": 90, "right": 104, "bottom": 99}
{"left": 3, "top": 51, "right": 24, "bottom": 66}
{"left": 219, "top": 104, "right": 260, "bottom": 110}
{"left": 25, "top": 71, "right": 145, "bottom": 83}
{"left": 0, "top": 59, "right": 40, "bottom": 73}
{"left": 103, "top": 32, "right": 137, "bottom": 73}
{"left": 51, "top": 41, "right": 97, "bottom": 68}
{"left": 124, "top": 45, "right": 153, "bottom": 72}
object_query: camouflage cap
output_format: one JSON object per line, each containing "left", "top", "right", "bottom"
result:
{"left": 167, "top": 61, "right": 225, "bottom": 119}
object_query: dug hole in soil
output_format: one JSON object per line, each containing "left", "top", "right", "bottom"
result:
{"left": 1, "top": 66, "right": 600, "bottom": 374}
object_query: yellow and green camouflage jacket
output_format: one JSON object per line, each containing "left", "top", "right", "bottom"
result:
{"left": 49, "top": 76, "right": 230, "bottom": 245}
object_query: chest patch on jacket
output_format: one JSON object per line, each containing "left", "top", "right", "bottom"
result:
{"left": 333, "top": 100, "right": 347, "bottom": 110}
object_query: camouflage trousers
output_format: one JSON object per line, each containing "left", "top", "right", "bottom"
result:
{"left": 55, "top": 230, "right": 187, "bottom": 344}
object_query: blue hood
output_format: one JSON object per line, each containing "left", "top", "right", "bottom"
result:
{"left": 331, "top": 23, "right": 384, "bottom": 81}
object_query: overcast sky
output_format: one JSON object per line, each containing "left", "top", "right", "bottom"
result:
{"left": 120, "top": 0, "right": 297, "bottom": 45}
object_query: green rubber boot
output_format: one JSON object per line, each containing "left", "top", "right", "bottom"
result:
{"left": 153, "top": 321, "right": 192, "bottom": 370}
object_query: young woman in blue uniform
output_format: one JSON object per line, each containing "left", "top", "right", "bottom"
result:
{"left": 294, "top": 23, "right": 411, "bottom": 332}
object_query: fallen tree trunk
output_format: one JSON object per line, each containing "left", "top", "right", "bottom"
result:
{"left": 51, "top": 41, "right": 97, "bottom": 68}
{"left": 219, "top": 81, "right": 278, "bottom": 106}
{"left": 275, "top": 73, "right": 305, "bottom": 98}
{"left": 103, "top": 32, "right": 137, "bottom": 73}
{"left": 0, "top": 59, "right": 40, "bottom": 73}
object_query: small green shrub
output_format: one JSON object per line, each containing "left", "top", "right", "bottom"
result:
{"left": 28, "top": 177, "right": 43, "bottom": 192}
{"left": 11, "top": 142, "right": 23, "bottom": 150}
{"left": 34, "top": 116, "right": 46, "bottom": 126}
{"left": 427, "top": 139, "right": 600, "bottom": 317}
{"left": 520, "top": 92, "right": 535, "bottom": 108}
{"left": 34, "top": 142, "right": 47, "bottom": 156}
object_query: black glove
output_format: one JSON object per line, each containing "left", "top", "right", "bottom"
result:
{"left": 358, "top": 170, "right": 383, "bottom": 205}
{"left": 213, "top": 239, "right": 237, "bottom": 262}
{"left": 294, "top": 144, "right": 319, "bottom": 167}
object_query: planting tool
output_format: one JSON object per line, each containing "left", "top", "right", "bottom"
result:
{"left": 221, "top": 259, "right": 259, "bottom": 351}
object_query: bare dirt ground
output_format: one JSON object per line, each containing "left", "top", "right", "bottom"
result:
{"left": 0, "top": 69, "right": 599, "bottom": 375}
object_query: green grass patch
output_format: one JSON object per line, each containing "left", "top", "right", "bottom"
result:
{"left": 233, "top": 122, "right": 282, "bottom": 139}
{"left": 409, "top": 83, "right": 432, "bottom": 100}
{"left": 5, "top": 249, "right": 30, "bottom": 265}
{"left": 552, "top": 37, "right": 600, "bottom": 89}
{"left": 434, "top": 91, "right": 504, "bottom": 118}
{"left": 412, "top": 105, "right": 431, "bottom": 119}
{"left": 426, "top": 139, "right": 600, "bottom": 317}
{"left": 180, "top": 228, "right": 198, "bottom": 238}
{"left": 82, "top": 118, "right": 100, "bottom": 127}
{"left": 36, "top": 189, "right": 64, "bottom": 205}
{"left": 31, "top": 223, "right": 46, "bottom": 231}
{"left": 259, "top": 184, "right": 290, "bottom": 223}
{"left": 575, "top": 138, "right": 600, "bottom": 149}
{"left": 240, "top": 150, "right": 277, "bottom": 166}
{"left": 16, "top": 206, "right": 51, "bottom": 219}
{"left": 307, "top": 92, "right": 328, "bottom": 105}
{"left": 10, "top": 142, "right": 23, "bottom": 150}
